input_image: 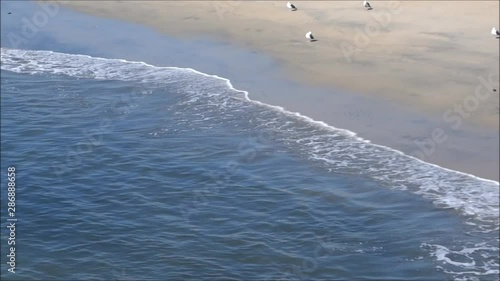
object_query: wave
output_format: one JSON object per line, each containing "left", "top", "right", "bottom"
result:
{"left": 421, "top": 242, "right": 499, "bottom": 280}
{"left": 1, "top": 47, "right": 499, "bottom": 236}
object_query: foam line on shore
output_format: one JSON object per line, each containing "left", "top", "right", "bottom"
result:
{"left": 1, "top": 47, "right": 498, "bottom": 186}
{"left": 1, "top": 48, "right": 498, "bottom": 232}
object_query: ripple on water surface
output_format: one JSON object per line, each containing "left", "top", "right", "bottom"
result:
{"left": 0, "top": 49, "right": 498, "bottom": 280}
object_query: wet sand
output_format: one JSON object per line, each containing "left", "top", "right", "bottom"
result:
{"left": 61, "top": 1, "right": 500, "bottom": 127}
{"left": 24, "top": 1, "right": 500, "bottom": 180}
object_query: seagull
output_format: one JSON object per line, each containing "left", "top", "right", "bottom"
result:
{"left": 492, "top": 27, "right": 500, "bottom": 38}
{"left": 363, "top": 0, "right": 372, "bottom": 10}
{"left": 287, "top": 1, "right": 297, "bottom": 11}
{"left": 306, "top": 31, "right": 315, "bottom": 42}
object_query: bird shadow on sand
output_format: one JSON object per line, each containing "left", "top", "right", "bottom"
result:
{"left": 366, "top": 7, "right": 373, "bottom": 10}
{"left": 309, "top": 39, "right": 318, "bottom": 42}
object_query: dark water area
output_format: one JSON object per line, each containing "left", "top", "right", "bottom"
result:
{"left": 0, "top": 65, "right": 498, "bottom": 280}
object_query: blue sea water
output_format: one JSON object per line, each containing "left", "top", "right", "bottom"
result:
{"left": 1, "top": 48, "right": 499, "bottom": 281}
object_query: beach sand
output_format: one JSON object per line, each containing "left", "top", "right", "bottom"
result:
{"left": 57, "top": 0, "right": 499, "bottom": 180}
{"left": 61, "top": 1, "right": 499, "bottom": 127}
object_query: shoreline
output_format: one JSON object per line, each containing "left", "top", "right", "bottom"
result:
{"left": 58, "top": 0, "right": 499, "bottom": 181}
{"left": 3, "top": 0, "right": 499, "bottom": 181}
{"left": 60, "top": 1, "right": 500, "bottom": 128}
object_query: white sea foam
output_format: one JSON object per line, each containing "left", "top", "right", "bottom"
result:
{"left": 422, "top": 242, "right": 499, "bottom": 280}
{"left": 1, "top": 48, "right": 499, "bottom": 235}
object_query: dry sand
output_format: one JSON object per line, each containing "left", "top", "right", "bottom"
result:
{"left": 61, "top": 0, "right": 500, "bottom": 128}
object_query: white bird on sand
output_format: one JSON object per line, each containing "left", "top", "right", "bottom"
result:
{"left": 306, "top": 31, "right": 315, "bottom": 42}
{"left": 363, "top": 0, "right": 372, "bottom": 10}
{"left": 492, "top": 27, "right": 500, "bottom": 38}
{"left": 287, "top": 1, "right": 297, "bottom": 11}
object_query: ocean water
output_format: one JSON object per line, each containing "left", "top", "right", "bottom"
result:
{"left": 1, "top": 48, "right": 499, "bottom": 281}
